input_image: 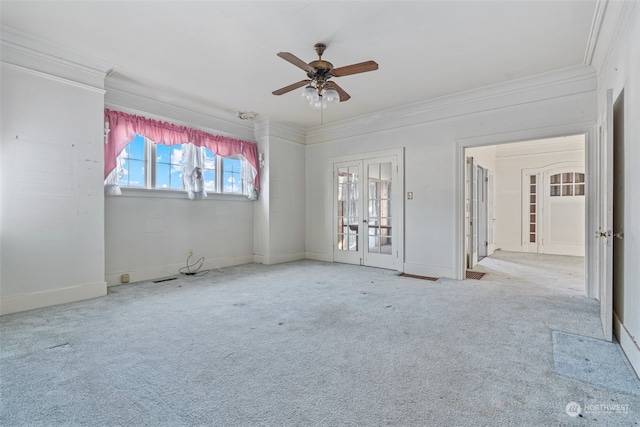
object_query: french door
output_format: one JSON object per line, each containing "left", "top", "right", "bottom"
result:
{"left": 333, "top": 154, "right": 401, "bottom": 270}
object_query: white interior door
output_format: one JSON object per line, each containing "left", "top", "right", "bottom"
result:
{"left": 467, "top": 157, "right": 479, "bottom": 268}
{"left": 486, "top": 170, "right": 495, "bottom": 256}
{"left": 541, "top": 168, "right": 586, "bottom": 256}
{"left": 334, "top": 154, "right": 400, "bottom": 270}
{"left": 477, "top": 167, "right": 487, "bottom": 258}
{"left": 364, "top": 157, "right": 397, "bottom": 269}
{"left": 599, "top": 88, "right": 614, "bottom": 342}
{"left": 334, "top": 161, "right": 362, "bottom": 266}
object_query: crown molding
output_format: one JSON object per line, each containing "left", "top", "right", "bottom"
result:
{"left": 584, "top": 0, "right": 609, "bottom": 66}
{"left": 0, "top": 25, "right": 116, "bottom": 86}
{"left": 1, "top": 61, "right": 106, "bottom": 95}
{"left": 305, "top": 64, "right": 597, "bottom": 145}
{"left": 586, "top": 0, "right": 638, "bottom": 75}
{"left": 252, "top": 116, "right": 306, "bottom": 146}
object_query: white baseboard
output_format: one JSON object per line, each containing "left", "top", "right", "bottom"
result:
{"left": 267, "top": 252, "right": 306, "bottom": 265}
{"left": 614, "top": 312, "right": 640, "bottom": 379}
{"left": 253, "top": 252, "right": 306, "bottom": 265}
{"left": 0, "top": 281, "right": 107, "bottom": 316}
{"left": 106, "top": 255, "right": 254, "bottom": 286}
{"left": 304, "top": 251, "right": 332, "bottom": 263}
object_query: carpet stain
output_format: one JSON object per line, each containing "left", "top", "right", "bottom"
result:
{"left": 47, "top": 343, "right": 71, "bottom": 350}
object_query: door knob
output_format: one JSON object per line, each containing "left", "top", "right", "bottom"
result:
{"left": 595, "top": 231, "right": 606, "bottom": 238}
{"left": 613, "top": 232, "right": 624, "bottom": 239}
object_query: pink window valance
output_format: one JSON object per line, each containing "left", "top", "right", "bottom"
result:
{"left": 104, "top": 109, "right": 260, "bottom": 190}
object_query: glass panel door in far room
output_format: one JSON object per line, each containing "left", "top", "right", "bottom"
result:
{"left": 334, "top": 161, "right": 362, "bottom": 266}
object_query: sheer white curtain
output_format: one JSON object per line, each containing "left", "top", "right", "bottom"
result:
{"left": 103, "top": 151, "right": 124, "bottom": 196}
{"left": 242, "top": 156, "right": 259, "bottom": 200}
{"left": 182, "top": 143, "right": 207, "bottom": 200}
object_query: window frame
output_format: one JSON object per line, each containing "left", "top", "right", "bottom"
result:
{"left": 549, "top": 172, "right": 585, "bottom": 198}
{"left": 116, "top": 136, "right": 249, "bottom": 198}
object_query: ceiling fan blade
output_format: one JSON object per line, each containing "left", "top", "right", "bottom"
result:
{"left": 272, "top": 80, "right": 311, "bottom": 96}
{"left": 326, "top": 81, "right": 351, "bottom": 102}
{"left": 331, "top": 60, "right": 378, "bottom": 77}
{"left": 277, "top": 52, "right": 315, "bottom": 73}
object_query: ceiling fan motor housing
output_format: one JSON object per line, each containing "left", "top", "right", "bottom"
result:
{"left": 307, "top": 60, "right": 334, "bottom": 84}
{"left": 307, "top": 43, "right": 334, "bottom": 86}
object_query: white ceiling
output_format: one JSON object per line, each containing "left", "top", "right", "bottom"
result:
{"left": 1, "top": 1, "right": 597, "bottom": 130}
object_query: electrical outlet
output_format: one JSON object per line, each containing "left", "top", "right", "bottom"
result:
{"left": 121, "top": 273, "right": 130, "bottom": 283}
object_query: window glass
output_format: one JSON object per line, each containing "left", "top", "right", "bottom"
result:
{"left": 203, "top": 147, "right": 217, "bottom": 192}
{"left": 109, "top": 137, "right": 248, "bottom": 195}
{"left": 117, "top": 134, "right": 145, "bottom": 188}
{"left": 550, "top": 171, "right": 584, "bottom": 197}
{"left": 155, "top": 144, "right": 183, "bottom": 190}
{"left": 223, "top": 157, "right": 243, "bottom": 194}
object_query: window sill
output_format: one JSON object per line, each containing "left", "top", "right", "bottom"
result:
{"left": 111, "top": 187, "right": 252, "bottom": 202}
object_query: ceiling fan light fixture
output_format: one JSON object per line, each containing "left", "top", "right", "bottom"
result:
{"left": 311, "top": 96, "right": 327, "bottom": 109}
{"left": 301, "top": 85, "right": 319, "bottom": 102}
{"left": 323, "top": 88, "right": 340, "bottom": 104}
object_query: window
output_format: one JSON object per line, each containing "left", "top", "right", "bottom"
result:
{"left": 155, "top": 144, "right": 183, "bottom": 190}
{"left": 223, "top": 157, "right": 243, "bottom": 194}
{"left": 115, "top": 135, "right": 247, "bottom": 195}
{"left": 117, "top": 134, "right": 146, "bottom": 188}
{"left": 529, "top": 174, "right": 537, "bottom": 243}
{"left": 549, "top": 172, "right": 584, "bottom": 197}
{"left": 203, "top": 147, "right": 217, "bottom": 192}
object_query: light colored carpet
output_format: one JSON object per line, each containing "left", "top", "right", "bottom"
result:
{"left": 553, "top": 331, "right": 640, "bottom": 397}
{"left": 1, "top": 253, "right": 639, "bottom": 426}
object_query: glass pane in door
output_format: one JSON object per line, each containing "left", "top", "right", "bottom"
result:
{"left": 337, "top": 166, "right": 359, "bottom": 251}
{"left": 367, "top": 161, "right": 392, "bottom": 255}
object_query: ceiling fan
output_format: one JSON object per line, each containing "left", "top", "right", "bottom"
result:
{"left": 272, "top": 43, "right": 378, "bottom": 108}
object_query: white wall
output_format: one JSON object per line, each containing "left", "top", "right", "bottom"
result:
{"left": 305, "top": 65, "right": 597, "bottom": 280}
{"left": 0, "top": 33, "right": 108, "bottom": 314}
{"left": 593, "top": 1, "right": 640, "bottom": 376}
{"left": 105, "top": 194, "right": 254, "bottom": 285}
{"left": 253, "top": 119, "right": 306, "bottom": 265}
{"left": 466, "top": 145, "right": 497, "bottom": 173}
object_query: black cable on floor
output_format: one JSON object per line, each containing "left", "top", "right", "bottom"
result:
{"left": 179, "top": 254, "right": 209, "bottom": 277}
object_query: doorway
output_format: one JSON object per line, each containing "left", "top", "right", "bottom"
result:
{"left": 464, "top": 135, "right": 586, "bottom": 274}
{"left": 332, "top": 150, "right": 403, "bottom": 270}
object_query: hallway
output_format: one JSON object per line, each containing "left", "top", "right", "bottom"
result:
{"left": 471, "top": 250, "right": 585, "bottom": 295}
